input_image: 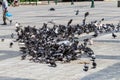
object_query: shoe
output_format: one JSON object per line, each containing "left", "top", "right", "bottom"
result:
{"left": 10, "top": 20, "right": 12, "bottom": 25}
{"left": 2, "top": 23, "right": 7, "bottom": 25}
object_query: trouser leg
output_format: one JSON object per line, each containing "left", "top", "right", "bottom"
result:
{"left": 3, "top": 11, "right": 11, "bottom": 24}
{"left": 3, "top": 11, "right": 7, "bottom": 24}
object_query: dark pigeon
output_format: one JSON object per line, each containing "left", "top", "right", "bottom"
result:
{"left": 75, "top": 10, "right": 79, "bottom": 15}
{"left": 11, "top": 33, "right": 14, "bottom": 38}
{"left": 1, "top": 39, "right": 4, "bottom": 42}
{"left": 67, "top": 19, "right": 73, "bottom": 26}
{"left": 10, "top": 42, "right": 13, "bottom": 48}
{"left": 112, "top": 33, "right": 117, "bottom": 38}
{"left": 49, "top": 8, "right": 55, "bottom": 11}
{"left": 84, "top": 12, "right": 89, "bottom": 18}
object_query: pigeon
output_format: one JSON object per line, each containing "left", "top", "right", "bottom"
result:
{"left": 91, "top": 54, "right": 96, "bottom": 61}
{"left": 49, "top": 59, "right": 57, "bottom": 67}
{"left": 92, "top": 33, "right": 98, "bottom": 37}
{"left": 49, "top": 8, "right": 55, "bottom": 11}
{"left": 15, "top": 22, "right": 21, "bottom": 28}
{"left": 1, "top": 39, "right": 4, "bottom": 42}
{"left": 11, "top": 33, "right": 14, "bottom": 38}
{"left": 84, "top": 12, "right": 89, "bottom": 18}
{"left": 21, "top": 55, "right": 26, "bottom": 60}
{"left": 10, "top": 20, "right": 12, "bottom": 25}
{"left": 83, "top": 63, "right": 89, "bottom": 71}
{"left": 101, "top": 18, "right": 104, "bottom": 21}
{"left": 67, "top": 19, "right": 73, "bottom": 26}
{"left": 48, "top": 20, "right": 55, "bottom": 25}
{"left": 10, "top": 42, "right": 13, "bottom": 48}
{"left": 112, "top": 33, "right": 117, "bottom": 38}
{"left": 75, "top": 10, "right": 79, "bottom": 15}
{"left": 89, "top": 39, "right": 93, "bottom": 45}
{"left": 83, "top": 38, "right": 89, "bottom": 42}
{"left": 92, "top": 61, "right": 97, "bottom": 69}
{"left": 83, "top": 19, "right": 86, "bottom": 25}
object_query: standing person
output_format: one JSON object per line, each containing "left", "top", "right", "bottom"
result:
{"left": 1, "top": 0, "right": 12, "bottom": 25}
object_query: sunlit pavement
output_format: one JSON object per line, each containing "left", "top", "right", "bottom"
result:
{"left": 0, "top": 1, "right": 120, "bottom": 80}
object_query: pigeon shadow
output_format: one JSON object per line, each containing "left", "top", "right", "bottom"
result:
{"left": 0, "top": 76, "right": 34, "bottom": 80}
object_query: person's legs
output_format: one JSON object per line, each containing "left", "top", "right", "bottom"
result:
{"left": 2, "top": 11, "right": 12, "bottom": 25}
{"left": 3, "top": 11, "right": 7, "bottom": 25}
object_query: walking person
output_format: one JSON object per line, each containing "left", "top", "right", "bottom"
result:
{"left": 0, "top": 0, "right": 12, "bottom": 25}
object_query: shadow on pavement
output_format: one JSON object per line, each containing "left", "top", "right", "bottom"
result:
{"left": 0, "top": 76, "right": 34, "bottom": 80}
{"left": 81, "top": 62, "right": 120, "bottom": 80}
{"left": 96, "top": 55, "right": 120, "bottom": 60}
{"left": 0, "top": 50, "right": 20, "bottom": 61}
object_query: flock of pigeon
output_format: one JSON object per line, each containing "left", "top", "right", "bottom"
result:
{"left": 13, "top": 11, "right": 119, "bottom": 70}
{"left": 1, "top": 9, "right": 120, "bottom": 71}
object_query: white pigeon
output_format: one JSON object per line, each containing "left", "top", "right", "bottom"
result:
{"left": 15, "top": 22, "right": 20, "bottom": 27}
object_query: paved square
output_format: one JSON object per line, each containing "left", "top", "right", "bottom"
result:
{"left": 0, "top": 1, "right": 120, "bottom": 80}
